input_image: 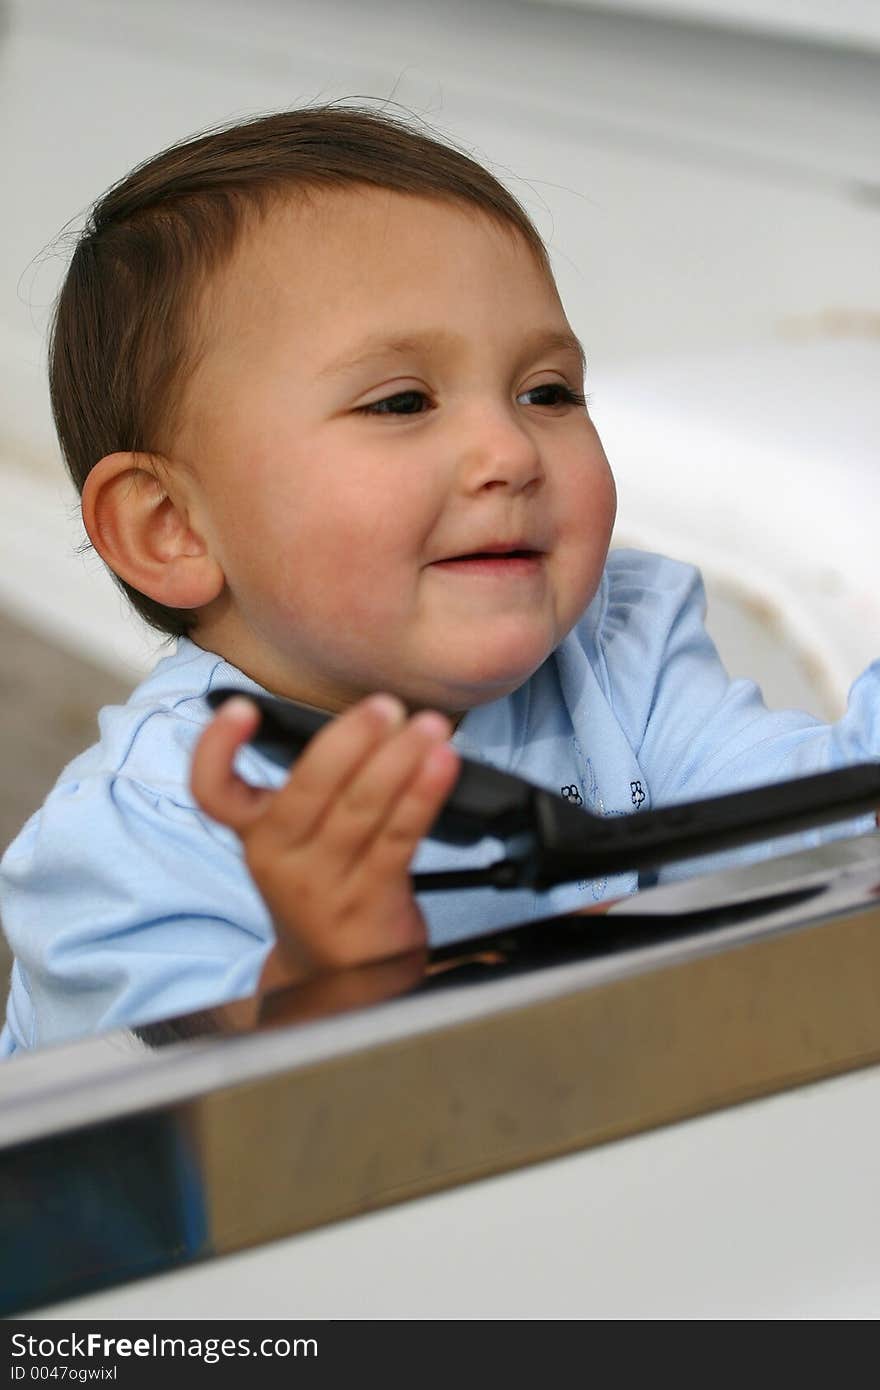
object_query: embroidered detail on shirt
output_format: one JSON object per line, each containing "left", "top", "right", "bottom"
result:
{"left": 630, "top": 780, "right": 646, "bottom": 809}
{"left": 560, "top": 783, "right": 583, "bottom": 806}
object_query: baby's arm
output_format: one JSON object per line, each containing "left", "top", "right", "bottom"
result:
{"left": 190, "top": 693, "right": 460, "bottom": 991}
{"left": 601, "top": 553, "right": 880, "bottom": 878}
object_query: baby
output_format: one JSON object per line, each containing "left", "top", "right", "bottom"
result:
{"left": 2, "top": 105, "right": 878, "bottom": 1054}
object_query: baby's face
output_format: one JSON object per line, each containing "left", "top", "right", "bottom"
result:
{"left": 176, "top": 188, "right": 616, "bottom": 715}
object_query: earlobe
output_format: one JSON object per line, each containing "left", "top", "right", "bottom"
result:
{"left": 81, "top": 452, "right": 225, "bottom": 610}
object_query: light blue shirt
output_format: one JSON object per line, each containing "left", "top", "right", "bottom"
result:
{"left": 3, "top": 549, "right": 879, "bottom": 1055}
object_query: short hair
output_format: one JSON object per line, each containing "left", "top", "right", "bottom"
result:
{"left": 48, "top": 103, "right": 552, "bottom": 639}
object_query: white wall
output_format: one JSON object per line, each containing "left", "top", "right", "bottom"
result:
{"left": 533, "top": 0, "right": 880, "bottom": 51}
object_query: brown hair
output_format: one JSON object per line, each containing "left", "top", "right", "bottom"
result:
{"left": 47, "top": 102, "right": 551, "bottom": 638}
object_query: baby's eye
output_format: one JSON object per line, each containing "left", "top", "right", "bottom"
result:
{"left": 357, "top": 390, "right": 432, "bottom": 416}
{"left": 519, "top": 383, "right": 587, "bottom": 409}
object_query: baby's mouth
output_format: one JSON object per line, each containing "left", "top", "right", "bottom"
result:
{"left": 430, "top": 548, "right": 545, "bottom": 573}
{"left": 444, "top": 549, "right": 538, "bottom": 561}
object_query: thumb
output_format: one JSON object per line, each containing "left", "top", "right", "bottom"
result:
{"left": 190, "top": 696, "right": 275, "bottom": 834}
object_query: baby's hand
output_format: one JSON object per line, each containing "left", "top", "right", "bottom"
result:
{"left": 190, "top": 693, "right": 460, "bottom": 987}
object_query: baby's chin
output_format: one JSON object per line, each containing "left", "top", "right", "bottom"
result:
{"left": 414, "top": 643, "right": 556, "bottom": 713}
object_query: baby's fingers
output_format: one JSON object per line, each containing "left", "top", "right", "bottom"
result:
{"left": 251, "top": 693, "right": 408, "bottom": 851}
{"left": 365, "top": 738, "right": 461, "bottom": 876}
{"left": 191, "top": 697, "right": 275, "bottom": 833}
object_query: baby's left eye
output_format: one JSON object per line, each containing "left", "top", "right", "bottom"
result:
{"left": 519, "top": 383, "right": 587, "bottom": 408}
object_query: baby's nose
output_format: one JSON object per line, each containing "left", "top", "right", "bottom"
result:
{"left": 457, "top": 410, "right": 544, "bottom": 493}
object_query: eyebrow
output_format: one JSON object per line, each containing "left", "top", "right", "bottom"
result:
{"left": 316, "top": 328, "right": 587, "bottom": 382}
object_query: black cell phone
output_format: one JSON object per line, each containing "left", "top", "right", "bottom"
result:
{"left": 205, "top": 688, "right": 880, "bottom": 891}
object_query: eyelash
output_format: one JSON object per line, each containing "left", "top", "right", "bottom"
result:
{"left": 356, "top": 384, "right": 588, "bottom": 416}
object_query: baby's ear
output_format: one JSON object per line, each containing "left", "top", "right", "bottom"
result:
{"left": 81, "top": 452, "right": 224, "bottom": 610}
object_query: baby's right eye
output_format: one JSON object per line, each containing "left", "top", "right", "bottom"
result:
{"left": 357, "top": 390, "right": 431, "bottom": 416}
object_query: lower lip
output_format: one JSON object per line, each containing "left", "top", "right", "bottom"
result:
{"left": 431, "top": 554, "right": 544, "bottom": 577}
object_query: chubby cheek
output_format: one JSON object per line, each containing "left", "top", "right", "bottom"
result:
{"left": 248, "top": 475, "right": 417, "bottom": 632}
{"left": 554, "top": 449, "right": 617, "bottom": 619}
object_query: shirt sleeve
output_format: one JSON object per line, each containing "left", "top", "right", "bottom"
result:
{"left": 595, "top": 550, "right": 880, "bottom": 876}
{"left": 0, "top": 772, "right": 274, "bottom": 1055}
